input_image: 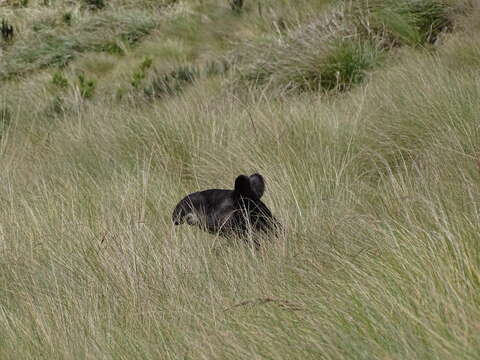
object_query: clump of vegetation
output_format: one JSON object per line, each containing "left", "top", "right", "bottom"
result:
{"left": 144, "top": 64, "right": 199, "bottom": 98}
{"left": 229, "top": 0, "right": 244, "bottom": 13}
{"left": 44, "top": 95, "right": 66, "bottom": 117}
{"left": 62, "top": 12, "right": 73, "bottom": 26}
{"left": 315, "top": 40, "right": 379, "bottom": 91}
{"left": 1, "top": 19, "right": 14, "bottom": 42}
{"left": 237, "top": 28, "right": 382, "bottom": 94}
{"left": 284, "top": 38, "right": 380, "bottom": 93}
{"left": 77, "top": 73, "right": 96, "bottom": 98}
{"left": 131, "top": 56, "right": 153, "bottom": 88}
{"left": 350, "top": 0, "right": 453, "bottom": 47}
{"left": 51, "top": 71, "right": 69, "bottom": 88}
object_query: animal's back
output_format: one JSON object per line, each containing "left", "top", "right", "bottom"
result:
{"left": 172, "top": 173, "right": 280, "bottom": 241}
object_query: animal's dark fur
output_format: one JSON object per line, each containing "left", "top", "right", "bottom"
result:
{"left": 172, "top": 173, "right": 280, "bottom": 240}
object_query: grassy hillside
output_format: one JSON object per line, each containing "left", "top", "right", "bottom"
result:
{"left": 1, "top": 0, "right": 480, "bottom": 358}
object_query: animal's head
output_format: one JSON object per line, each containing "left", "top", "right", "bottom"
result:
{"left": 233, "top": 173, "right": 265, "bottom": 200}
{"left": 171, "top": 197, "right": 201, "bottom": 226}
{"left": 172, "top": 173, "right": 279, "bottom": 237}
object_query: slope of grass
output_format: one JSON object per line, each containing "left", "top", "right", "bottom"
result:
{"left": 0, "top": 0, "right": 479, "bottom": 359}
{"left": 0, "top": 9, "right": 158, "bottom": 78}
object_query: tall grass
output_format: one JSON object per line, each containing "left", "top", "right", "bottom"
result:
{"left": 0, "top": 0, "right": 479, "bottom": 359}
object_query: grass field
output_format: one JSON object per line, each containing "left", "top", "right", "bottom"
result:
{"left": 1, "top": 0, "right": 480, "bottom": 358}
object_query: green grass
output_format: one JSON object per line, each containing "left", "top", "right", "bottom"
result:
{"left": 0, "top": 9, "right": 158, "bottom": 78}
{"left": 0, "top": 0, "right": 479, "bottom": 359}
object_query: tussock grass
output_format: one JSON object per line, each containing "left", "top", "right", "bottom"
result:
{"left": 0, "top": 0, "right": 479, "bottom": 359}
{"left": 235, "top": 0, "right": 459, "bottom": 93}
{"left": 238, "top": 34, "right": 381, "bottom": 93}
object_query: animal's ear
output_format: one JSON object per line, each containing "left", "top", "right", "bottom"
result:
{"left": 234, "top": 174, "right": 265, "bottom": 200}
{"left": 249, "top": 173, "right": 265, "bottom": 199}
{"left": 234, "top": 175, "right": 255, "bottom": 199}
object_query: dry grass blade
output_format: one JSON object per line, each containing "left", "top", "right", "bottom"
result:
{"left": 224, "top": 297, "right": 303, "bottom": 312}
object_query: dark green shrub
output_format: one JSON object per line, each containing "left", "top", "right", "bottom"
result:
{"left": 279, "top": 39, "right": 381, "bottom": 92}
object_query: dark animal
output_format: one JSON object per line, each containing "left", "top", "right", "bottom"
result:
{"left": 172, "top": 173, "right": 280, "bottom": 241}
{"left": 1, "top": 19, "right": 14, "bottom": 42}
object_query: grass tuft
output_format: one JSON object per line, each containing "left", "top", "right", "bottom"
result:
{"left": 300, "top": 39, "right": 380, "bottom": 92}
{"left": 77, "top": 73, "right": 96, "bottom": 98}
{"left": 51, "top": 71, "right": 69, "bottom": 88}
